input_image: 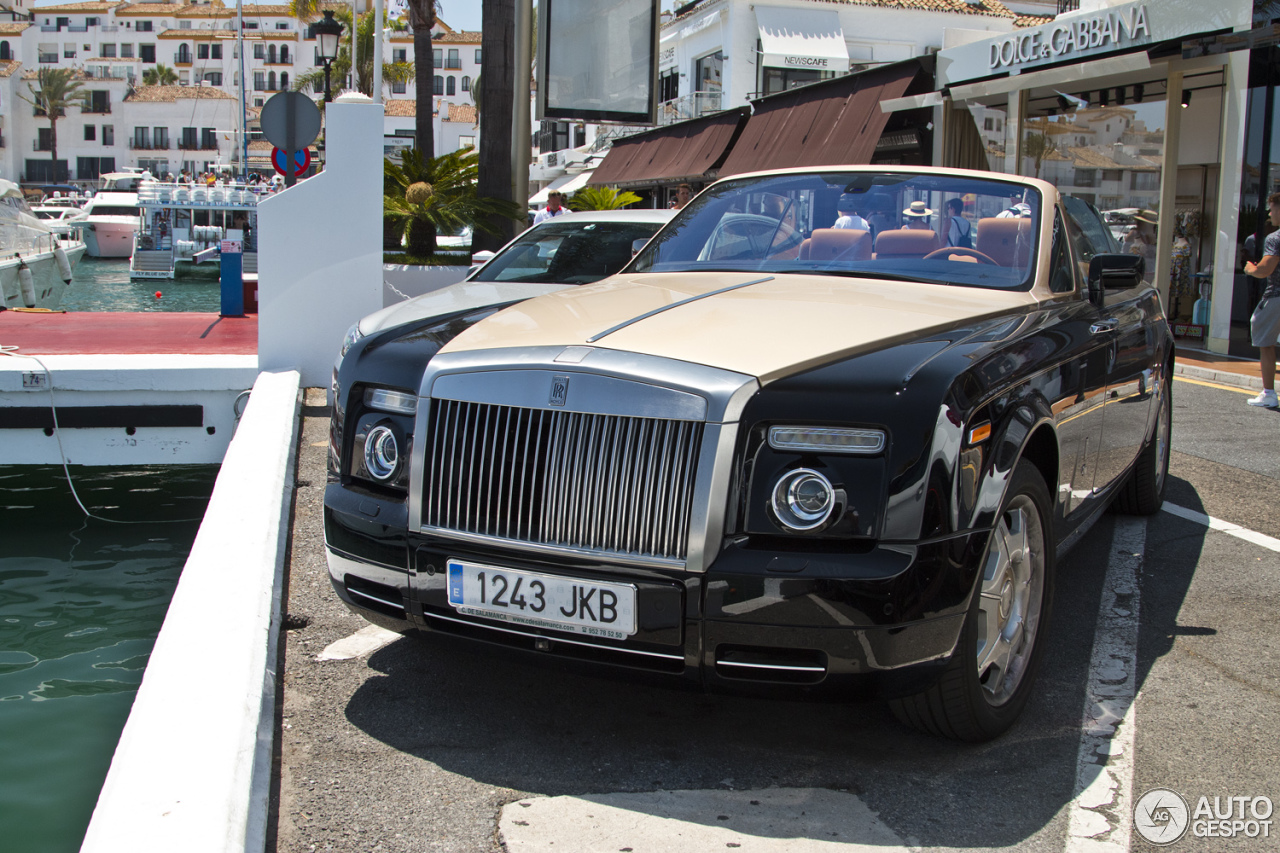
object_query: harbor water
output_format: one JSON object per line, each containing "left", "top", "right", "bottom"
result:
{"left": 60, "top": 256, "right": 222, "bottom": 313}
{"left": 0, "top": 465, "right": 217, "bottom": 851}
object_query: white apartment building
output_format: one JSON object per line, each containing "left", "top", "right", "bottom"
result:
{"left": 0, "top": 1, "right": 477, "bottom": 184}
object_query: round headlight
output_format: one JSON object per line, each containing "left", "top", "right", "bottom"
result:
{"left": 771, "top": 468, "right": 836, "bottom": 531}
{"left": 363, "top": 424, "right": 399, "bottom": 481}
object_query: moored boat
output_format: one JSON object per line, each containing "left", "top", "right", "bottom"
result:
{"left": 131, "top": 181, "right": 261, "bottom": 280}
{"left": 0, "top": 179, "right": 86, "bottom": 310}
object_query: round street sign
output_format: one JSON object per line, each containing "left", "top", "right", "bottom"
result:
{"left": 260, "top": 91, "right": 322, "bottom": 152}
{"left": 272, "top": 147, "right": 311, "bottom": 177}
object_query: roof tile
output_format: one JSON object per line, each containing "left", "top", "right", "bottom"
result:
{"left": 124, "top": 83, "right": 237, "bottom": 101}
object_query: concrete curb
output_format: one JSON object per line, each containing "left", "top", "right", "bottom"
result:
{"left": 80, "top": 369, "right": 301, "bottom": 853}
{"left": 1174, "top": 359, "right": 1263, "bottom": 391}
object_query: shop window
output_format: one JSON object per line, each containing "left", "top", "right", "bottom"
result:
{"left": 659, "top": 68, "right": 678, "bottom": 103}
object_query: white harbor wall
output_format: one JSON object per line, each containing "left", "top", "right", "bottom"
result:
{"left": 80, "top": 368, "right": 301, "bottom": 853}
{"left": 257, "top": 99, "right": 384, "bottom": 389}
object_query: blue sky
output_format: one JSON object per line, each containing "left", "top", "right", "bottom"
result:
{"left": 31, "top": 0, "right": 484, "bottom": 29}
{"left": 437, "top": 0, "right": 482, "bottom": 32}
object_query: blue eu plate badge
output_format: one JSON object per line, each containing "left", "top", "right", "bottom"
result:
{"left": 448, "top": 561, "right": 464, "bottom": 605}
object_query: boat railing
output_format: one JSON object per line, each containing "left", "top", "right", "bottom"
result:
{"left": 136, "top": 181, "right": 276, "bottom": 207}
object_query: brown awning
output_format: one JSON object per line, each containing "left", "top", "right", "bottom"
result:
{"left": 587, "top": 107, "right": 748, "bottom": 188}
{"left": 718, "top": 61, "right": 927, "bottom": 177}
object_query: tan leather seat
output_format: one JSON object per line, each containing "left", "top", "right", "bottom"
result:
{"left": 873, "top": 229, "right": 941, "bottom": 259}
{"left": 804, "top": 228, "right": 872, "bottom": 263}
{"left": 976, "top": 217, "right": 1033, "bottom": 268}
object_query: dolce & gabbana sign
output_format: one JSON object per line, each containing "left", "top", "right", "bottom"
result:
{"left": 937, "top": 0, "right": 1250, "bottom": 87}
{"left": 990, "top": 4, "right": 1148, "bottom": 70}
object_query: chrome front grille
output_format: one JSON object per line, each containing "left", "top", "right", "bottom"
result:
{"left": 421, "top": 399, "right": 705, "bottom": 562}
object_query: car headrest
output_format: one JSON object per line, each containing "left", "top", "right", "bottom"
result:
{"left": 976, "top": 217, "right": 1033, "bottom": 267}
{"left": 806, "top": 228, "right": 872, "bottom": 263}
{"left": 873, "top": 229, "right": 941, "bottom": 258}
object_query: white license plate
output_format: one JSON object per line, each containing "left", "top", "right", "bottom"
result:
{"left": 446, "top": 559, "right": 637, "bottom": 640}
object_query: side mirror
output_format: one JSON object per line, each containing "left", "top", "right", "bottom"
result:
{"left": 631, "top": 238, "right": 649, "bottom": 257}
{"left": 1088, "top": 253, "right": 1144, "bottom": 303}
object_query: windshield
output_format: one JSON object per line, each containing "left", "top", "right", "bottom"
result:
{"left": 630, "top": 172, "right": 1041, "bottom": 291}
{"left": 473, "top": 219, "right": 663, "bottom": 285}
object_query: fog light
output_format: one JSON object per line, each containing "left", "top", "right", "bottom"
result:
{"left": 365, "top": 387, "right": 416, "bottom": 415}
{"left": 768, "top": 426, "right": 884, "bottom": 454}
{"left": 363, "top": 425, "right": 399, "bottom": 480}
{"left": 771, "top": 468, "right": 835, "bottom": 531}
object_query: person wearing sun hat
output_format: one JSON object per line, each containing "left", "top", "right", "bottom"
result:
{"left": 901, "top": 200, "right": 934, "bottom": 231}
{"left": 1124, "top": 209, "right": 1158, "bottom": 286}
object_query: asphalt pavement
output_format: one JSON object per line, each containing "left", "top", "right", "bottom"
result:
{"left": 269, "top": 377, "right": 1280, "bottom": 853}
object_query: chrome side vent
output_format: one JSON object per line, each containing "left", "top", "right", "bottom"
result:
{"left": 421, "top": 400, "right": 704, "bottom": 563}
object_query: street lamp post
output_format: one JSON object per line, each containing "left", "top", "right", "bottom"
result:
{"left": 315, "top": 10, "right": 342, "bottom": 103}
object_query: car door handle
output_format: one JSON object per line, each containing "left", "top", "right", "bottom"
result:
{"left": 1090, "top": 319, "right": 1119, "bottom": 334}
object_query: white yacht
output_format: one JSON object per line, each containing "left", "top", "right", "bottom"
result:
{"left": 0, "top": 179, "right": 86, "bottom": 310}
{"left": 29, "top": 204, "right": 86, "bottom": 239}
{"left": 80, "top": 172, "right": 144, "bottom": 258}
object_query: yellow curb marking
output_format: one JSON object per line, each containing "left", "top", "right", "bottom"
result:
{"left": 1174, "top": 375, "right": 1256, "bottom": 395}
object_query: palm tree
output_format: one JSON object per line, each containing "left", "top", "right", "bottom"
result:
{"left": 292, "top": 8, "right": 412, "bottom": 98}
{"left": 405, "top": 0, "right": 441, "bottom": 165}
{"left": 142, "top": 64, "right": 178, "bottom": 86}
{"left": 567, "top": 186, "right": 641, "bottom": 211}
{"left": 20, "top": 67, "right": 87, "bottom": 182}
{"left": 1022, "top": 123, "right": 1057, "bottom": 179}
{"left": 384, "top": 147, "right": 523, "bottom": 258}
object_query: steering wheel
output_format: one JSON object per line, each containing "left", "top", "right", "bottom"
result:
{"left": 923, "top": 246, "right": 1000, "bottom": 265}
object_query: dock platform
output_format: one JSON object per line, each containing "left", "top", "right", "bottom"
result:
{"left": 0, "top": 310, "right": 257, "bottom": 355}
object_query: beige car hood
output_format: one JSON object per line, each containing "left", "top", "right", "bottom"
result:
{"left": 439, "top": 272, "right": 1040, "bottom": 384}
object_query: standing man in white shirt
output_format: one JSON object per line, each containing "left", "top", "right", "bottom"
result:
{"left": 534, "top": 191, "right": 568, "bottom": 225}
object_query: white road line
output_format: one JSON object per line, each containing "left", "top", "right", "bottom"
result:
{"left": 1065, "top": 517, "right": 1145, "bottom": 853}
{"left": 1162, "top": 502, "right": 1280, "bottom": 553}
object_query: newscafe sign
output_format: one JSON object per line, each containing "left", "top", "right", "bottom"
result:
{"left": 938, "top": 0, "right": 1250, "bottom": 85}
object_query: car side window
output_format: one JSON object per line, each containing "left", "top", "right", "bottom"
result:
{"left": 1062, "top": 195, "right": 1120, "bottom": 260}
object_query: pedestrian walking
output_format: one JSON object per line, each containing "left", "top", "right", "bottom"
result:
{"left": 1243, "top": 191, "right": 1280, "bottom": 408}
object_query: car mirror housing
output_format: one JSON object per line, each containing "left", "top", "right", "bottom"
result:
{"left": 1088, "top": 253, "right": 1144, "bottom": 302}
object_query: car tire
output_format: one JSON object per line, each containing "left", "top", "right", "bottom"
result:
{"left": 889, "top": 460, "right": 1054, "bottom": 741}
{"left": 1112, "top": 366, "right": 1171, "bottom": 515}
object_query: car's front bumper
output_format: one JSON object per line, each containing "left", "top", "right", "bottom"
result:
{"left": 325, "top": 490, "right": 986, "bottom": 700}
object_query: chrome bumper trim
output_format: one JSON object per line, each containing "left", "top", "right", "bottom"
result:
{"left": 428, "top": 611, "right": 685, "bottom": 662}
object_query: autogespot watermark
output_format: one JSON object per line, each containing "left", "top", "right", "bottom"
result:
{"left": 1134, "top": 788, "right": 1274, "bottom": 844}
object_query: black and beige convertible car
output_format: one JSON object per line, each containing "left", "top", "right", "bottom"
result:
{"left": 324, "top": 167, "right": 1171, "bottom": 741}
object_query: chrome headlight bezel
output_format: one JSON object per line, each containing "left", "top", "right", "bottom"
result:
{"left": 362, "top": 424, "right": 400, "bottom": 481}
{"left": 770, "top": 468, "right": 838, "bottom": 532}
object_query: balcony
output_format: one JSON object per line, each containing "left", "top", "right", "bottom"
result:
{"left": 174, "top": 54, "right": 193, "bottom": 66}
{"left": 84, "top": 105, "right": 112, "bottom": 115}
{"left": 1057, "top": 0, "right": 1080, "bottom": 11}
{"left": 38, "top": 52, "right": 58, "bottom": 63}
{"left": 130, "top": 140, "right": 154, "bottom": 150}
{"left": 657, "top": 91, "right": 723, "bottom": 127}
{"left": 443, "top": 59, "right": 461, "bottom": 70}
{"left": 34, "top": 140, "right": 53, "bottom": 152}
{"left": 178, "top": 140, "right": 200, "bottom": 150}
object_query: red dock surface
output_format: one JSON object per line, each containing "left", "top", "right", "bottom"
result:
{"left": 0, "top": 311, "right": 257, "bottom": 356}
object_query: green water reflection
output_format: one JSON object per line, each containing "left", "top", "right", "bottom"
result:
{"left": 60, "top": 257, "right": 223, "bottom": 312}
{"left": 0, "top": 465, "right": 216, "bottom": 851}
